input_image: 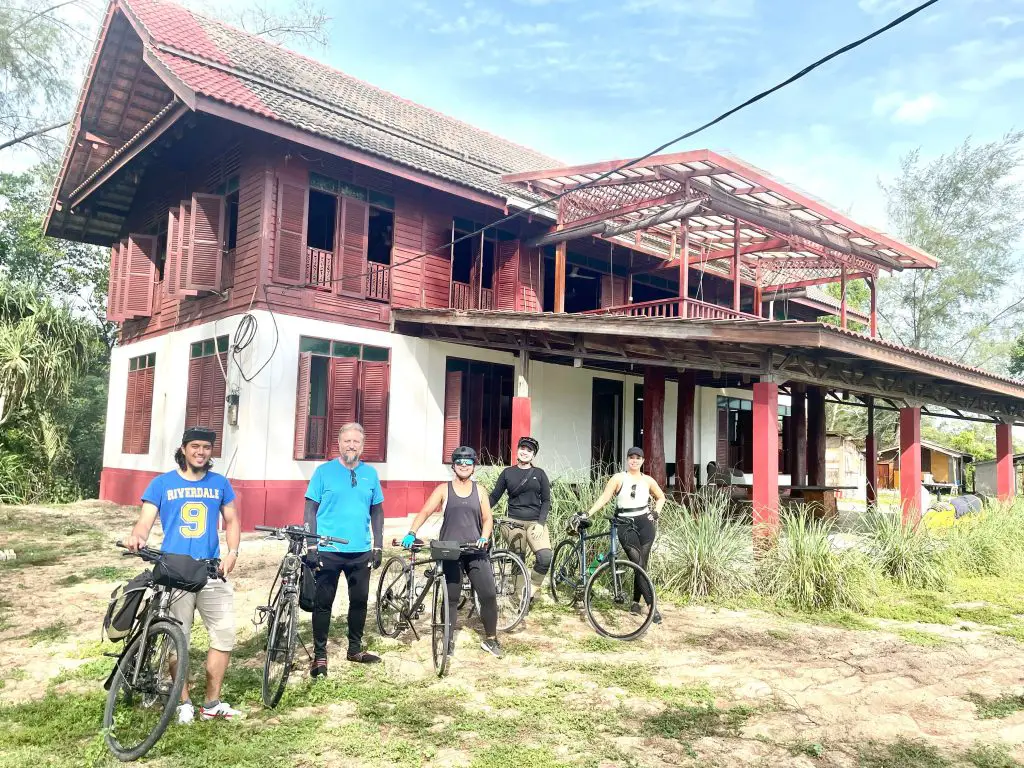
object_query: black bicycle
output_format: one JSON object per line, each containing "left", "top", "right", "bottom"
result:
{"left": 548, "top": 513, "right": 657, "bottom": 641}
{"left": 457, "top": 519, "right": 530, "bottom": 632}
{"left": 253, "top": 524, "right": 348, "bottom": 707}
{"left": 375, "top": 539, "right": 482, "bottom": 676}
{"left": 102, "top": 543, "right": 220, "bottom": 761}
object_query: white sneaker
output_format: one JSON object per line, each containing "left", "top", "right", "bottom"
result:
{"left": 200, "top": 701, "right": 244, "bottom": 721}
{"left": 176, "top": 701, "right": 195, "bottom": 725}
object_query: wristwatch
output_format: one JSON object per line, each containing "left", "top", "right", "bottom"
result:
{"left": 226, "top": 549, "right": 240, "bottom": 556}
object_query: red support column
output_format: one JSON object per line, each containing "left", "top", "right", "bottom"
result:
{"left": 899, "top": 406, "right": 922, "bottom": 523}
{"left": 807, "top": 386, "right": 826, "bottom": 486}
{"left": 732, "top": 219, "right": 741, "bottom": 311}
{"left": 791, "top": 385, "right": 807, "bottom": 487}
{"left": 865, "top": 396, "right": 878, "bottom": 508}
{"left": 676, "top": 370, "right": 696, "bottom": 495}
{"left": 511, "top": 397, "right": 531, "bottom": 458}
{"left": 642, "top": 367, "right": 667, "bottom": 489}
{"left": 996, "top": 422, "right": 1014, "bottom": 501}
{"left": 679, "top": 219, "right": 690, "bottom": 319}
{"left": 753, "top": 381, "right": 780, "bottom": 536}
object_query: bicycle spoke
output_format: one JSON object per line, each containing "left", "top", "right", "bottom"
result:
{"left": 584, "top": 560, "right": 655, "bottom": 641}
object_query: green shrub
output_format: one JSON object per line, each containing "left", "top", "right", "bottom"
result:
{"left": 860, "top": 509, "right": 949, "bottom": 590}
{"left": 945, "top": 502, "right": 1024, "bottom": 578}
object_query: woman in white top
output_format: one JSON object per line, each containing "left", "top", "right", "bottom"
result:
{"left": 585, "top": 446, "right": 665, "bottom": 623}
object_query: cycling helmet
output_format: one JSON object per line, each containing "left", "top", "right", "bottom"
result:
{"left": 182, "top": 426, "right": 217, "bottom": 445}
{"left": 451, "top": 445, "right": 477, "bottom": 464}
{"left": 517, "top": 436, "right": 540, "bottom": 454}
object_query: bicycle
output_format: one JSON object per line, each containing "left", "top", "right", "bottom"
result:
{"left": 457, "top": 519, "right": 531, "bottom": 632}
{"left": 253, "top": 524, "right": 348, "bottom": 708}
{"left": 101, "top": 543, "right": 221, "bottom": 762}
{"left": 375, "top": 539, "right": 483, "bottom": 676}
{"left": 548, "top": 513, "right": 657, "bottom": 641}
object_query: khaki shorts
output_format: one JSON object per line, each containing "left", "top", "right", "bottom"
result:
{"left": 505, "top": 521, "right": 552, "bottom": 556}
{"left": 168, "top": 577, "right": 236, "bottom": 652}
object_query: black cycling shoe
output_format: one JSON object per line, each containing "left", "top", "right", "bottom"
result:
{"left": 310, "top": 658, "right": 328, "bottom": 678}
{"left": 652, "top": 609, "right": 663, "bottom": 624}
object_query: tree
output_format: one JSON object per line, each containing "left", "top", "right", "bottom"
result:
{"left": 877, "top": 133, "right": 1024, "bottom": 370}
{"left": 1009, "top": 333, "right": 1024, "bottom": 379}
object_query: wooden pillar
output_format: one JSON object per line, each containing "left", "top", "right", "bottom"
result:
{"left": 806, "top": 386, "right": 826, "bottom": 486}
{"left": 512, "top": 351, "right": 531, "bottom": 453}
{"left": 642, "top": 367, "right": 667, "bottom": 489}
{"left": 753, "top": 381, "right": 780, "bottom": 535}
{"left": 899, "top": 405, "right": 922, "bottom": 523}
{"left": 865, "top": 396, "right": 878, "bottom": 508}
{"left": 679, "top": 221, "right": 690, "bottom": 319}
{"left": 754, "top": 261, "right": 763, "bottom": 318}
{"left": 996, "top": 422, "right": 1015, "bottom": 501}
{"left": 676, "top": 370, "right": 696, "bottom": 494}
{"left": 791, "top": 385, "right": 807, "bottom": 487}
{"left": 869, "top": 276, "right": 878, "bottom": 338}
{"left": 732, "top": 219, "right": 741, "bottom": 311}
{"left": 554, "top": 241, "right": 566, "bottom": 313}
{"left": 840, "top": 266, "right": 848, "bottom": 330}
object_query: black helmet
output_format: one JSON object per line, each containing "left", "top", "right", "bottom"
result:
{"left": 517, "top": 436, "right": 539, "bottom": 454}
{"left": 451, "top": 446, "right": 477, "bottom": 464}
{"left": 182, "top": 426, "right": 217, "bottom": 445}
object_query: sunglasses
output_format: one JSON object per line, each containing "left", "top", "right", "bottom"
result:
{"left": 453, "top": 458, "right": 475, "bottom": 467}
{"left": 630, "top": 483, "right": 638, "bottom": 499}
{"left": 350, "top": 469, "right": 358, "bottom": 487}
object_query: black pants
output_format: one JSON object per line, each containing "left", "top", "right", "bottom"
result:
{"left": 442, "top": 552, "right": 498, "bottom": 638}
{"left": 313, "top": 551, "right": 372, "bottom": 657}
{"left": 616, "top": 513, "right": 657, "bottom": 605}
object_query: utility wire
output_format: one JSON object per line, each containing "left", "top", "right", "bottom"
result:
{"left": 294, "top": 0, "right": 941, "bottom": 291}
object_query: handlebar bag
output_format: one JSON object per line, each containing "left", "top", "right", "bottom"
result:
{"left": 430, "top": 540, "right": 462, "bottom": 562}
{"left": 153, "top": 553, "right": 210, "bottom": 593}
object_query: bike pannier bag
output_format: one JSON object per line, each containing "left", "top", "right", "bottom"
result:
{"left": 430, "top": 540, "right": 462, "bottom": 562}
{"left": 152, "top": 553, "right": 209, "bottom": 592}
{"left": 103, "top": 570, "right": 152, "bottom": 641}
{"left": 299, "top": 560, "right": 317, "bottom": 612}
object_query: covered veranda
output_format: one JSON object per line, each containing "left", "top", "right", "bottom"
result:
{"left": 394, "top": 309, "right": 1024, "bottom": 533}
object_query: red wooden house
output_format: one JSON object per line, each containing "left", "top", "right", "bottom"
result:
{"left": 46, "top": 0, "right": 1024, "bottom": 531}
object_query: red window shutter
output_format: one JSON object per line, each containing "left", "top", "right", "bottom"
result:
{"left": 187, "top": 193, "right": 225, "bottom": 293}
{"left": 442, "top": 370, "right": 463, "bottom": 462}
{"left": 358, "top": 360, "right": 389, "bottom": 462}
{"left": 338, "top": 196, "right": 368, "bottom": 296}
{"left": 600, "top": 275, "right": 626, "bottom": 308}
{"left": 273, "top": 180, "right": 308, "bottom": 286}
{"left": 124, "top": 234, "right": 157, "bottom": 319}
{"left": 293, "top": 352, "right": 312, "bottom": 460}
{"left": 106, "top": 242, "right": 122, "bottom": 322}
{"left": 716, "top": 407, "right": 729, "bottom": 467}
{"left": 327, "top": 357, "right": 358, "bottom": 459}
{"left": 122, "top": 370, "right": 137, "bottom": 453}
{"left": 209, "top": 353, "right": 226, "bottom": 457}
{"left": 138, "top": 365, "right": 154, "bottom": 454}
{"left": 177, "top": 201, "right": 198, "bottom": 297}
{"left": 165, "top": 208, "right": 180, "bottom": 299}
{"left": 495, "top": 240, "right": 519, "bottom": 311}
{"left": 116, "top": 239, "right": 129, "bottom": 319}
{"left": 185, "top": 357, "right": 201, "bottom": 429}
{"left": 519, "top": 246, "right": 542, "bottom": 312}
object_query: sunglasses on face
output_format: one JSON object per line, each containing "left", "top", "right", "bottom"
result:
{"left": 453, "top": 458, "right": 475, "bottom": 467}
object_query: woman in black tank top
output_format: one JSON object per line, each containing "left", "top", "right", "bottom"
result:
{"left": 406, "top": 446, "right": 504, "bottom": 659}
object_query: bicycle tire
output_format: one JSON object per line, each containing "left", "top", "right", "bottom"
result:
{"left": 488, "top": 549, "right": 530, "bottom": 632}
{"left": 103, "top": 619, "right": 188, "bottom": 762}
{"left": 431, "top": 577, "right": 451, "bottom": 677}
{"left": 584, "top": 559, "right": 656, "bottom": 642}
{"left": 549, "top": 539, "right": 582, "bottom": 605}
{"left": 262, "top": 593, "right": 297, "bottom": 708}
{"left": 375, "top": 557, "right": 411, "bottom": 638}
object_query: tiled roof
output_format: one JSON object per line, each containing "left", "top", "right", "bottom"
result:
{"left": 122, "top": 0, "right": 560, "bottom": 199}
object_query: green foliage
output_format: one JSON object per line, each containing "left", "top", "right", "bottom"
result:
{"left": 860, "top": 509, "right": 949, "bottom": 590}
{"left": 965, "top": 693, "right": 1024, "bottom": 720}
{"left": 944, "top": 503, "right": 1024, "bottom": 577}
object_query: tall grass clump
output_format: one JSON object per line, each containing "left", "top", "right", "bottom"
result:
{"left": 649, "top": 489, "right": 753, "bottom": 600}
{"left": 944, "top": 500, "right": 1024, "bottom": 577}
{"left": 759, "top": 509, "right": 874, "bottom": 612}
{"left": 859, "top": 509, "right": 949, "bottom": 590}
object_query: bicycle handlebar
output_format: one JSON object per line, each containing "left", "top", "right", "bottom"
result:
{"left": 253, "top": 524, "right": 348, "bottom": 546}
{"left": 389, "top": 538, "right": 486, "bottom": 554}
{"left": 115, "top": 541, "right": 225, "bottom": 581}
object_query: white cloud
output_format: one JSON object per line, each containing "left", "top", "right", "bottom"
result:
{"left": 872, "top": 92, "right": 943, "bottom": 124}
{"left": 622, "top": 0, "right": 754, "bottom": 18}
{"left": 959, "top": 61, "right": 1024, "bottom": 92}
{"left": 431, "top": 9, "right": 503, "bottom": 34}
{"left": 504, "top": 22, "right": 558, "bottom": 35}
{"left": 986, "top": 15, "right": 1024, "bottom": 28}
{"left": 857, "top": 0, "right": 918, "bottom": 14}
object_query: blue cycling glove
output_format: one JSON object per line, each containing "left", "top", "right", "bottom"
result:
{"left": 401, "top": 532, "right": 416, "bottom": 549}
{"left": 475, "top": 537, "right": 489, "bottom": 549}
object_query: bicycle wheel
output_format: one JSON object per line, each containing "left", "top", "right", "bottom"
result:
{"left": 584, "top": 559, "right": 656, "bottom": 641}
{"left": 376, "top": 557, "right": 411, "bottom": 638}
{"left": 431, "top": 577, "right": 451, "bottom": 677}
{"left": 104, "top": 619, "right": 188, "bottom": 761}
{"left": 262, "top": 593, "right": 297, "bottom": 708}
{"left": 549, "top": 539, "right": 582, "bottom": 605}
{"left": 488, "top": 549, "right": 530, "bottom": 632}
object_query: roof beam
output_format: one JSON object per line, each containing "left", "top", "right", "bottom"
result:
{"left": 563, "top": 189, "right": 690, "bottom": 229}
{"left": 527, "top": 197, "right": 706, "bottom": 247}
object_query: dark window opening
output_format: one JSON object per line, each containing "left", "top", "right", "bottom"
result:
{"left": 451, "top": 230, "right": 474, "bottom": 284}
{"left": 226, "top": 189, "right": 239, "bottom": 251}
{"left": 541, "top": 256, "right": 601, "bottom": 313}
{"left": 155, "top": 231, "right": 167, "bottom": 282}
{"left": 481, "top": 239, "right": 495, "bottom": 290}
{"left": 367, "top": 207, "right": 393, "bottom": 265}
{"left": 445, "top": 357, "right": 513, "bottom": 465}
{"left": 307, "top": 189, "right": 336, "bottom": 252}
{"left": 631, "top": 280, "right": 675, "bottom": 305}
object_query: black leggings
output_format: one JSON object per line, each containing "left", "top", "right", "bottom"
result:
{"left": 313, "top": 551, "right": 372, "bottom": 657}
{"left": 616, "top": 513, "right": 656, "bottom": 605}
{"left": 442, "top": 553, "right": 498, "bottom": 638}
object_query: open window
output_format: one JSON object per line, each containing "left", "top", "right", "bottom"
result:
{"left": 542, "top": 254, "right": 601, "bottom": 313}
{"left": 450, "top": 222, "right": 497, "bottom": 309}
{"left": 442, "top": 357, "right": 513, "bottom": 465}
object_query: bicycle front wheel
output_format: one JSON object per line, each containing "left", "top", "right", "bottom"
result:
{"left": 488, "top": 549, "right": 530, "bottom": 632}
{"left": 376, "top": 557, "right": 411, "bottom": 638}
{"left": 103, "top": 619, "right": 188, "bottom": 761}
{"left": 584, "top": 559, "right": 656, "bottom": 641}
{"left": 549, "top": 539, "right": 582, "bottom": 605}
{"left": 431, "top": 577, "right": 451, "bottom": 677}
{"left": 262, "top": 593, "right": 298, "bottom": 708}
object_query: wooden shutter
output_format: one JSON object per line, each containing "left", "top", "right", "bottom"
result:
{"left": 122, "top": 369, "right": 137, "bottom": 453}
{"left": 187, "top": 193, "right": 225, "bottom": 293}
{"left": 138, "top": 365, "right": 154, "bottom": 454}
{"left": 273, "top": 179, "right": 308, "bottom": 285}
{"left": 326, "top": 357, "right": 358, "bottom": 459}
{"left": 209, "top": 353, "right": 226, "bottom": 458}
{"left": 359, "top": 360, "right": 390, "bottom": 462}
{"left": 165, "top": 208, "right": 180, "bottom": 298}
{"left": 716, "top": 407, "right": 729, "bottom": 468}
{"left": 519, "top": 246, "right": 542, "bottom": 312}
{"left": 338, "top": 196, "right": 368, "bottom": 296}
{"left": 185, "top": 357, "right": 201, "bottom": 428}
{"left": 442, "top": 370, "right": 463, "bottom": 462}
{"left": 106, "top": 242, "right": 122, "bottom": 322}
{"left": 124, "top": 234, "right": 157, "bottom": 319}
{"left": 293, "top": 352, "right": 312, "bottom": 460}
{"left": 600, "top": 275, "right": 625, "bottom": 308}
{"left": 177, "top": 201, "right": 198, "bottom": 297}
{"left": 495, "top": 240, "right": 519, "bottom": 310}
{"left": 116, "top": 239, "right": 129, "bottom": 318}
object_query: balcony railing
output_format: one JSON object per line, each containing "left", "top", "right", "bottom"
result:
{"left": 479, "top": 287, "right": 494, "bottom": 310}
{"left": 581, "top": 297, "right": 763, "bottom": 322}
{"left": 367, "top": 262, "right": 390, "bottom": 303}
{"left": 306, "top": 247, "right": 332, "bottom": 290}
{"left": 451, "top": 281, "right": 472, "bottom": 309}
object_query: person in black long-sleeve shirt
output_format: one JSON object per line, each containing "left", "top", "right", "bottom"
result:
{"left": 488, "top": 437, "right": 552, "bottom": 601}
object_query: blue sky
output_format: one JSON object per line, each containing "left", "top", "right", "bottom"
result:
{"left": 259, "top": 0, "right": 1024, "bottom": 230}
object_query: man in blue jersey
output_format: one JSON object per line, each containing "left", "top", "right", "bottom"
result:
{"left": 304, "top": 422, "right": 385, "bottom": 676}
{"left": 125, "top": 427, "right": 242, "bottom": 724}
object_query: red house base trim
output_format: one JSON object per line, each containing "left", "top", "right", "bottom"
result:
{"left": 100, "top": 467, "right": 436, "bottom": 531}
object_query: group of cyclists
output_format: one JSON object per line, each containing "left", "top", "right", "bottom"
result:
{"left": 123, "top": 422, "right": 667, "bottom": 725}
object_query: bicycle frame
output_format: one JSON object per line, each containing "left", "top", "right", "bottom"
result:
{"left": 390, "top": 548, "right": 443, "bottom": 641}
{"left": 567, "top": 516, "right": 624, "bottom": 591}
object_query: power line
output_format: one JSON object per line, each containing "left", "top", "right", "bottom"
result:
{"left": 295, "top": 0, "right": 942, "bottom": 291}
